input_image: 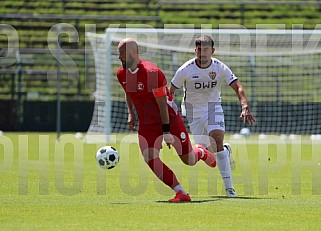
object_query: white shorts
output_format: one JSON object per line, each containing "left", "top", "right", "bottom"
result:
{"left": 187, "top": 105, "right": 225, "bottom": 147}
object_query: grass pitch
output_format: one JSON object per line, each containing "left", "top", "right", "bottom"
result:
{"left": 0, "top": 132, "right": 320, "bottom": 230}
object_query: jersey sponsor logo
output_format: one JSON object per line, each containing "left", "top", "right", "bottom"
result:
{"left": 137, "top": 82, "right": 144, "bottom": 91}
{"left": 209, "top": 71, "right": 216, "bottom": 80}
{"left": 192, "top": 75, "right": 199, "bottom": 79}
{"left": 195, "top": 81, "right": 217, "bottom": 89}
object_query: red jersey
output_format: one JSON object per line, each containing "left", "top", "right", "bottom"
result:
{"left": 117, "top": 59, "right": 177, "bottom": 126}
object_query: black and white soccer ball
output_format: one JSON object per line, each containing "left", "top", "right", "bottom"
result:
{"left": 96, "top": 146, "right": 120, "bottom": 170}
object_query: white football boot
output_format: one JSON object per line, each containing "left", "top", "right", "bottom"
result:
{"left": 226, "top": 188, "right": 238, "bottom": 198}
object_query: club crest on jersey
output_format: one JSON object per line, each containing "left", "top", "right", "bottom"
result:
{"left": 180, "top": 132, "right": 187, "bottom": 142}
{"left": 209, "top": 71, "right": 216, "bottom": 80}
{"left": 137, "top": 82, "right": 144, "bottom": 91}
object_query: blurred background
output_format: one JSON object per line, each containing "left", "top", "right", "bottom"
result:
{"left": 1, "top": 0, "right": 321, "bottom": 134}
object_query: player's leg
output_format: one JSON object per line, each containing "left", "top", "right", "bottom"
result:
{"left": 171, "top": 114, "right": 216, "bottom": 168}
{"left": 181, "top": 143, "right": 216, "bottom": 168}
{"left": 208, "top": 129, "right": 224, "bottom": 152}
{"left": 208, "top": 130, "right": 235, "bottom": 170}
{"left": 208, "top": 129, "right": 237, "bottom": 197}
{"left": 207, "top": 106, "right": 237, "bottom": 197}
{"left": 138, "top": 128, "right": 190, "bottom": 202}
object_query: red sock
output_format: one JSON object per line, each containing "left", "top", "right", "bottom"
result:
{"left": 147, "top": 158, "right": 179, "bottom": 189}
{"left": 193, "top": 147, "right": 202, "bottom": 161}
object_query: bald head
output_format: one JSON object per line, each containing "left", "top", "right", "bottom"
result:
{"left": 118, "top": 38, "right": 140, "bottom": 70}
{"left": 118, "top": 38, "right": 138, "bottom": 50}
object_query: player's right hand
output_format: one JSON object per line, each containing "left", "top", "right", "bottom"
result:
{"left": 127, "top": 114, "right": 136, "bottom": 131}
{"left": 163, "top": 132, "right": 175, "bottom": 149}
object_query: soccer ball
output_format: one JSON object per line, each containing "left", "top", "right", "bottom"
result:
{"left": 240, "top": 127, "right": 251, "bottom": 137}
{"left": 96, "top": 146, "right": 120, "bottom": 169}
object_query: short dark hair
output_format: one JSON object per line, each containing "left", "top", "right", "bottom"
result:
{"left": 195, "top": 35, "right": 214, "bottom": 47}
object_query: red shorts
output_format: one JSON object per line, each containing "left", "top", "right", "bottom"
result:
{"left": 138, "top": 114, "right": 193, "bottom": 155}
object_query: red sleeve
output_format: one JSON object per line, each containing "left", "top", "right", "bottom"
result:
{"left": 152, "top": 85, "right": 167, "bottom": 98}
{"left": 151, "top": 69, "right": 167, "bottom": 97}
{"left": 156, "top": 69, "right": 167, "bottom": 88}
{"left": 116, "top": 67, "right": 123, "bottom": 82}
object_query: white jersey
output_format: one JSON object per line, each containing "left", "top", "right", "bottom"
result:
{"left": 171, "top": 58, "right": 238, "bottom": 118}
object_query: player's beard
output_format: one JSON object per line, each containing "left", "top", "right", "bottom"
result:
{"left": 199, "top": 56, "right": 209, "bottom": 64}
{"left": 121, "top": 58, "right": 134, "bottom": 69}
{"left": 197, "top": 56, "right": 210, "bottom": 67}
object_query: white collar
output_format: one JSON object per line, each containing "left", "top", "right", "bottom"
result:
{"left": 128, "top": 67, "right": 139, "bottom": 74}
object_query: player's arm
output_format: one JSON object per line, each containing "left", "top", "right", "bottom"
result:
{"left": 170, "top": 64, "right": 186, "bottom": 98}
{"left": 153, "top": 85, "right": 175, "bottom": 148}
{"left": 125, "top": 93, "right": 136, "bottom": 131}
{"left": 169, "top": 82, "right": 179, "bottom": 98}
{"left": 230, "top": 80, "right": 256, "bottom": 125}
{"left": 155, "top": 95, "right": 170, "bottom": 125}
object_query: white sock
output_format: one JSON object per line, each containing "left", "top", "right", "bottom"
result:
{"left": 216, "top": 147, "right": 233, "bottom": 189}
{"left": 173, "top": 185, "right": 187, "bottom": 194}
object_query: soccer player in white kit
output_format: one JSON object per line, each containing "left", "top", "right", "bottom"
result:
{"left": 169, "top": 35, "right": 256, "bottom": 197}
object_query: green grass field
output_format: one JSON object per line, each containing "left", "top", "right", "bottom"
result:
{"left": 1, "top": 132, "right": 320, "bottom": 230}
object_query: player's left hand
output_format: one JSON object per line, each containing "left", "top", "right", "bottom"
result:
{"left": 163, "top": 132, "right": 175, "bottom": 149}
{"left": 240, "top": 105, "right": 256, "bottom": 125}
{"left": 127, "top": 113, "right": 136, "bottom": 131}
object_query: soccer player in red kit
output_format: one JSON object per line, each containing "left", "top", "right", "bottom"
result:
{"left": 116, "top": 38, "right": 217, "bottom": 202}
